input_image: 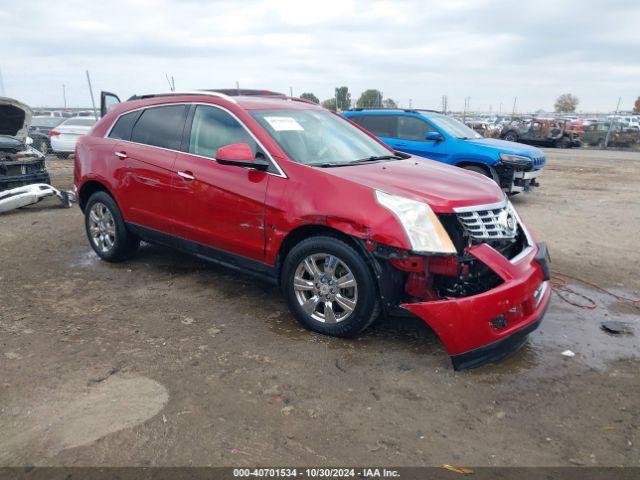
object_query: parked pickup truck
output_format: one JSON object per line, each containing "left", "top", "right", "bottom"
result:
{"left": 342, "top": 109, "right": 545, "bottom": 194}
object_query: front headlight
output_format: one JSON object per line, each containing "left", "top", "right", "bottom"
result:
{"left": 375, "top": 191, "right": 456, "bottom": 254}
{"left": 499, "top": 153, "right": 532, "bottom": 168}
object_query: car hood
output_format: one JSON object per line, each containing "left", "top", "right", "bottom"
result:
{"left": 0, "top": 97, "right": 32, "bottom": 141}
{"left": 320, "top": 157, "right": 505, "bottom": 213}
{"left": 464, "top": 137, "right": 543, "bottom": 157}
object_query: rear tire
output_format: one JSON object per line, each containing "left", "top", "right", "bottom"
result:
{"left": 85, "top": 191, "right": 139, "bottom": 262}
{"left": 281, "top": 236, "right": 380, "bottom": 338}
{"left": 503, "top": 131, "right": 518, "bottom": 142}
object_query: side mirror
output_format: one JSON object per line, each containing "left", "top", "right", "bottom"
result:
{"left": 215, "top": 143, "right": 269, "bottom": 171}
{"left": 426, "top": 131, "right": 443, "bottom": 141}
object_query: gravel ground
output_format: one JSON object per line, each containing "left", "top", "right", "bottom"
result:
{"left": 0, "top": 148, "right": 638, "bottom": 467}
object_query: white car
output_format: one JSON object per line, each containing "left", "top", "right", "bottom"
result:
{"left": 50, "top": 116, "right": 97, "bottom": 158}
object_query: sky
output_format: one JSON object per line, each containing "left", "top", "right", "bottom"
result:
{"left": 1, "top": 0, "right": 639, "bottom": 113}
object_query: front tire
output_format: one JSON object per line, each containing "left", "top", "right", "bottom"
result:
{"left": 462, "top": 165, "right": 490, "bottom": 177}
{"left": 85, "top": 191, "right": 139, "bottom": 262}
{"left": 282, "top": 236, "right": 380, "bottom": 338}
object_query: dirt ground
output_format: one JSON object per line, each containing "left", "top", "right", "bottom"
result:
{"left": 1, "top": 149, "right": 638, "bottom": 467}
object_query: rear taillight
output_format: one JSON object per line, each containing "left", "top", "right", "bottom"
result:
{"left": 49, "top": 130, "right": 60, "bottom": 136}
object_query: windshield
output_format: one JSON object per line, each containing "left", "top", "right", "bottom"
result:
{"left": 430, "top": 115, "right": 482, "bottom": 139}
{"left": 251, "top": 109, "right": 392, "bottom": 166}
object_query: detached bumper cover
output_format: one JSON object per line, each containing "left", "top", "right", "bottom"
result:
{"left": 401, "top": 242, "right": 551, "bottom": 370}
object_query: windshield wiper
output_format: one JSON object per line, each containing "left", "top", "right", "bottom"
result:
{"left": 314, "top": 155, "right": 402, "bottom": 168}
{"left": 348, "top": 154, "right": 403, "bottom": 164}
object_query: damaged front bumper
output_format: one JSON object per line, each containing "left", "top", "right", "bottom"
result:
{"left": 401, "top": 242, "right": 551, "bottom": 370}
{"left": 495, "top": 165, "right": 541, "bottom": 194}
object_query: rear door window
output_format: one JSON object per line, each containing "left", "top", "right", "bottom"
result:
{"left": 351, "top": 115, "right": 397, "bottom": 138}
{"left": 187, "top": 105, "right": 257, "bottom": 158}
{"left": 108, "top": 111, "right": 140, "bottom": 141}
{"left": 130, "top": 105, "right": 187, "bottom": 150}
{"left": 397, "top": 116, "right": 435, "bottom": 141}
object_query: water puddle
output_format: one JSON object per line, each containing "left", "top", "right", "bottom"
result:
{"left": 265, "top": 280, "right": 639, "bottom": 373}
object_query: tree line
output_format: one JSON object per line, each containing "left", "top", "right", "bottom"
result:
{"left": 298, "top": 88, "right": 640, "bottom": 114}
{"left": 299, "top": 87, "right": 397, "bottom": 111}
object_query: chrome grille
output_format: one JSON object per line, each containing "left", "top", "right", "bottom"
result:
{"left": 456, "top": 204, "right": 518, "bottom": 240}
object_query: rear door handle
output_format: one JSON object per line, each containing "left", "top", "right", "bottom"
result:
{"left": 115, "top": 151, "right": 127, "bottom": 159}
{"left": 394, "top": 142, "right": 407, "bottom": 147}
{"left": 177, "top": 170, "right": 195, "bottom": 181}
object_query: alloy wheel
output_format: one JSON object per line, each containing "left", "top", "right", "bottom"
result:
{"left": 293, "top": 253, "right": 358, "bottom": 323}
{"left": 88, "top": 202, "right": 116, "bottom": 253}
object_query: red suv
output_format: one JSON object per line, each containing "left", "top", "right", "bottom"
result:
{"left": 75, "top": 90, "right": 551, "bottom": 370}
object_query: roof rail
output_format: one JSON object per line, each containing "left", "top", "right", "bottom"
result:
{"left": 347, "top": 107, "right": 443, "bottom": 114}
{"left": 347, "top": 107, "right": 442, "bottom": 113}
{"left": 289, "top": 97, "right": 319, "bottom": 106}
{"left": 127, "top": 90, "right": 237, "bottom": 103}
{"left": 348, "top": 107, "right": 407, "bottom": 112}
{"left": 206, "top": 88, "right": 286, "bottom": 97}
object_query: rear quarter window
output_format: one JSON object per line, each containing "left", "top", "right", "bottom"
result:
{"left": 130, "top": 105, "right": 187, "bottom": 150}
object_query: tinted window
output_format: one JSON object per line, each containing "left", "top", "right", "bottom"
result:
{"left": 63, "top": 117, "right": 97, "bottom": 126}
{"left": 351, "top": 115, "right": 397, "bottom": 138}
{"left": 397, "top": 116, "right": 435, "bottom": 141}
{"left": 189, "top": 105, "right": 256, "bottom": 158}
{"left": 108, "top": 111, "right": 139, "bottom": 141}
{"left": 131, "top": 105, "right": 187, "bottom": 150}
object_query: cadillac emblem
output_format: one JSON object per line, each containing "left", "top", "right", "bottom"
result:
{"left": 498, "top": 210, "right": 517, "bottom": 235}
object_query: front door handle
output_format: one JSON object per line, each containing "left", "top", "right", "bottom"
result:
{"left": 115, "top": 151, "right": 127, "bottom": 159}
{"left": 394, "top": 142, "right": 407, "bottom": 147}
{"left": 177, "top": 170, "right": 195, "bottom": 181}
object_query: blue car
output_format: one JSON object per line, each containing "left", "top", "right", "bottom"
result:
{"left": 342, "top": 109, "right": 545, "bottom": 194}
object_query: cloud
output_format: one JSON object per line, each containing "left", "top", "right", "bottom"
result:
{"left": 1, "top": 0, "right": 639, "bottom": 112}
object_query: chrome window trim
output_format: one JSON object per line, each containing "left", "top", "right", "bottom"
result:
{"left": 103, "top": 102, "right": 288, "bottom": 179}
